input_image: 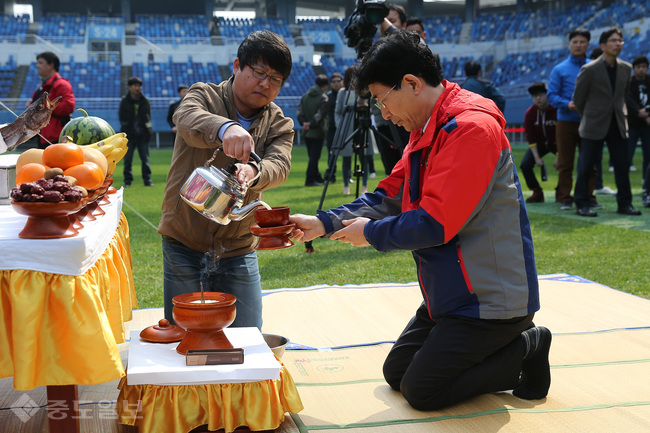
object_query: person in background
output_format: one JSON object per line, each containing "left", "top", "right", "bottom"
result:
{"left": 30, "top": 51, "right": 75, "bottom": 148}
{"left": 324, "top": 72, "right": 343, "bottom": 183}
{"left": 521, "top": 82, "right": 557, "bottom": 203}
{"left": 290, "top": 31, "right": 549, "bottom": 411}
{"left": 158, "top": 30, "right": 294, "bottom": 329}
{"left": 380, "top": 3, "right": 407, "bottom": 36}
{"left": 167, "top": 84, "right": 189, "bottom": 141}
{"left": 298, "top": 74, "right": 329, "bottom": 186}
{"left": 406, "top": 17, "right": 427, "bottom": 42}
{"left": 547, "top": 28, "right": 599, "bottom": 210}
{"left": 460, "top": 60, "right": 506, "bottom": 112}
{"left": 334, "top": 65, "right": 378, "bottom": 195}
{"left": 573, "top": 27, "right": 640, "bottom": 216}
{"left": 589, "top": 47, "right": 617, "bottom": 195}
{"left": 119, "top": 76, "right": 153, "bottom": 187}
{"left": 625, "top": 55, "right": 650, "bottom": 208}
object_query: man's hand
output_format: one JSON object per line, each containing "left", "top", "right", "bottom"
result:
{"left": 330, "top": 218, "right": 370, "bottom": 247}
{"left": 221, "top": 124, "right": 254, "bottom": 164}
{"left": 289, "top": 214, "right": 326, "bottom": 242}
{"left": 233, "top": 163, "right": 257, "bottom": 185}
{"left": 568, "top": 101, "right": 576, "bottom": 111}
{"left": 534, "top": 156, "right": 544, "bottom": 166}
{"left": 302, "top": 122, "right": 310, "bottom": 131}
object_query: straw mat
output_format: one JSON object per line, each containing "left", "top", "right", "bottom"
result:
{"left": 261, "top": 274, "right": 650, "bottom": 432}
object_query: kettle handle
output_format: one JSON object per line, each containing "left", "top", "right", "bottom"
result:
{"left": 204, "top": 146, "right": 262, "bottom": 167}
{"left": 204, "top": 146, "right": 262, "bottom": 189}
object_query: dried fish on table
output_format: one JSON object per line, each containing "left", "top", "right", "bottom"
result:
{"left": 0, "top": 92, "right": 61, "bottom": 153}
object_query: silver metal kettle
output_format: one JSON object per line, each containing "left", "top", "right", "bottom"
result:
{"left": 179, "top": 147, "right": 269, "bottom": 225}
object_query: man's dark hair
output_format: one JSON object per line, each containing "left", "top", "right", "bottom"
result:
{"left": 237, "top": 30, "right": 292, "bottom": 81}
{"left": 406, "top": 17, "right": 424, "bottom": 32}
{"left": 632, "top": 55, "right": 649, "bottom": 68}
{"left": 599, "top": 27, "right": 623, "bottom": 45}
{"left": 569, "top": 28, "right": 591, "bottom": 42}
{"left": 177, "top": 84, "right": 189, "bottom": 93}
{"left": 589, "top": 47, "right": 602, "bottom": 60}
{"left": 464, "top": 60, "right": 481, "bottom": 77}
{"left": 354, "top": 31, "right": 443, "bottom": 95}
{"left": 128, "top": 76, "right": 143, "bottom": 86}
{"left": 388, "top": 4, "right": 407, "bottom": 26}
{"left": 315, "top": 74, "right": 328, "bottom": 87}
{"left": 36, "top": 51, "right": 60, "bottom": 72}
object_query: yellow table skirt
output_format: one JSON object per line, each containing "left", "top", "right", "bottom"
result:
{"left": 117, "top": 362, "right": 303, "bottom": 433}
{"left": 0, "top": 213, "right": 137, "bottom": 390}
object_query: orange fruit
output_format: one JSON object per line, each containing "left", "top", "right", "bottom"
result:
{"left": 16, "top": 162, "right": 47, "bottom": 186}
{"left": 16, "top": 148, "right": 44, "bottom": 171}
{"left": 64, "top": 162, "right": 105, "bottom": 190}
{"left": 42, "top": 142, "right": 84, "bottom": 170}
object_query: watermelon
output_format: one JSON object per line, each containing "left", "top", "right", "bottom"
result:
{"left": 59, "top": 108, "right": 115, "bottom": 145}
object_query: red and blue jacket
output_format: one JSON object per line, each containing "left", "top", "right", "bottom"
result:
{"left": 317, "top": 81, "right": 539, "bottom": 321}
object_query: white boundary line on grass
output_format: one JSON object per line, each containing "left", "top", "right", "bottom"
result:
{"left": 123, "top": 200, "right": 159, "bottom": 231}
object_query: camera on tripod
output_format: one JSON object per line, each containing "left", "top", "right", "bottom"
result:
{"left": 344, "top": 0, "right": 389, "bottom": 58}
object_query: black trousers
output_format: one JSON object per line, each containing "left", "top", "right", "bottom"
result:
{"left": 123, "top": 137, "right": 152, "bottom": 185}
{"left": 520, "top": 147, "right": 554, "bottom": 191}
{"left": 304, "top": 137, "right": 324, "bottom": 184}
{"left": 383, "top": 301, "right": 533, "bottom": 411}
{"left": 574, "top": 118, "right": 631, "bottom": 209}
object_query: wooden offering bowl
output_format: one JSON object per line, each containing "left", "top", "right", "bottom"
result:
{"left": 250, "top": 223, "right": 295, "bottom": 250}
{"left": 11, "top": 199, "right": 87, "bottom": 239}
{"left": 76, "top": 189, "right": 101, "bottom": 222}
{"left": 172, "top": 292, "right": 237, "bottom": 355}
{"left": 254, "top": 206, "right": 290, "bottom": 228}
{"left": 98, "top": 176, "right": 114, "bottom": 205}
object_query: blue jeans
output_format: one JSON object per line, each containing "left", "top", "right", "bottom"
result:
{"left": 162, "top": 235, "right": 262, "bottom": 329}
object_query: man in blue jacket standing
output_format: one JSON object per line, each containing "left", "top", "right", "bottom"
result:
{"left": 547, "top": 28, "right": 598, "bottom": 210}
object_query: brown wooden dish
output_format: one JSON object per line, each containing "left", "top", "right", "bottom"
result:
{"left": 11, "top": 198, "right": 88, "bottom": 239}
{"left": 172, "top": 292, "right": 237, "bottom": 355}
{"left": 140, "top": 319, "right": 186, "bottom": 343}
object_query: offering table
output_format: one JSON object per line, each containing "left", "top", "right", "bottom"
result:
{"left": 117, "top": 328, "right": 303, "bottom": 433}
{"left": 0, "top": 189, "right": 137, "bottom": 432}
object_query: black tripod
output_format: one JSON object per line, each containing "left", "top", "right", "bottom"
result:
{"left": 304, "top": 92, "right": 395, "bottom": 253}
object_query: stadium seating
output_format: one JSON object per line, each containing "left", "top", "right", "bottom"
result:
{"left": 0, "top": 58, "right": 17, "bottom": 98}
{"left": 38, "top": 13, "right": 87, "bottom": 44}
{"left": 423, "top": 16, "right": 462, "bottom": 44}
{"left": 132, "top": 61, "right": 223, "bottom": 107}
{"left": 0, "top": 14, "right": 29, "bottom": 42}
{"left": 588, "top": 0, "right": 650, "bottom": 30}
{"left": 135, "top": 14, "right": 210, "bottom": 45}
{"left": 216, "top": 17, "right": 293, "bottom": 44}
{"left": 20, "top": 60, "right": 121, "bottom": 100}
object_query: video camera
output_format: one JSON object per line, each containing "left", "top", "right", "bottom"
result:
{"left": 344, "top": 0, "right": 389, "bottom": 59}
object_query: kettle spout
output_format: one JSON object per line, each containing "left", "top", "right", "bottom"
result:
{"left": 229, "top": 200, "right": 271, "bottom": 221}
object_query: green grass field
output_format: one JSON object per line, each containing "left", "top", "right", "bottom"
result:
{"left": 120, "top": 143, "right": 650, "bottom": 309}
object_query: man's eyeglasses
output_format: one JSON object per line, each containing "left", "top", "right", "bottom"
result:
{"left": 249, "top": 66, "right": 284, "bottom": 87}
{"left": 607, "top": 38, "right": 624, "bottom": 44}
{"left": 374, "top": 84, "right": 397, "bottom": 110}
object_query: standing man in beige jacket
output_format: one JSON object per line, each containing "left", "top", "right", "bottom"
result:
{"left": 572, "top": 27, "right": 640, "bottom": 217}
{"left": 158, "top": 30, "right": 294, "bottom": 328}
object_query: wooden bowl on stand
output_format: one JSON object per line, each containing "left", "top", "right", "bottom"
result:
{"left": 11, "top": 199, "right": 88, "bottom": 239}
{"left": 172, "top": 292, "right": 237, "bottom": 355}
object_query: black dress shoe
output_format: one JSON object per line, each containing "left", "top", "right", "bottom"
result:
{"left": 577, "top": 206, "right": 597, "bottom": 217}
{"left": 617, "top": 205, "right": 641, "bottom": 215}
